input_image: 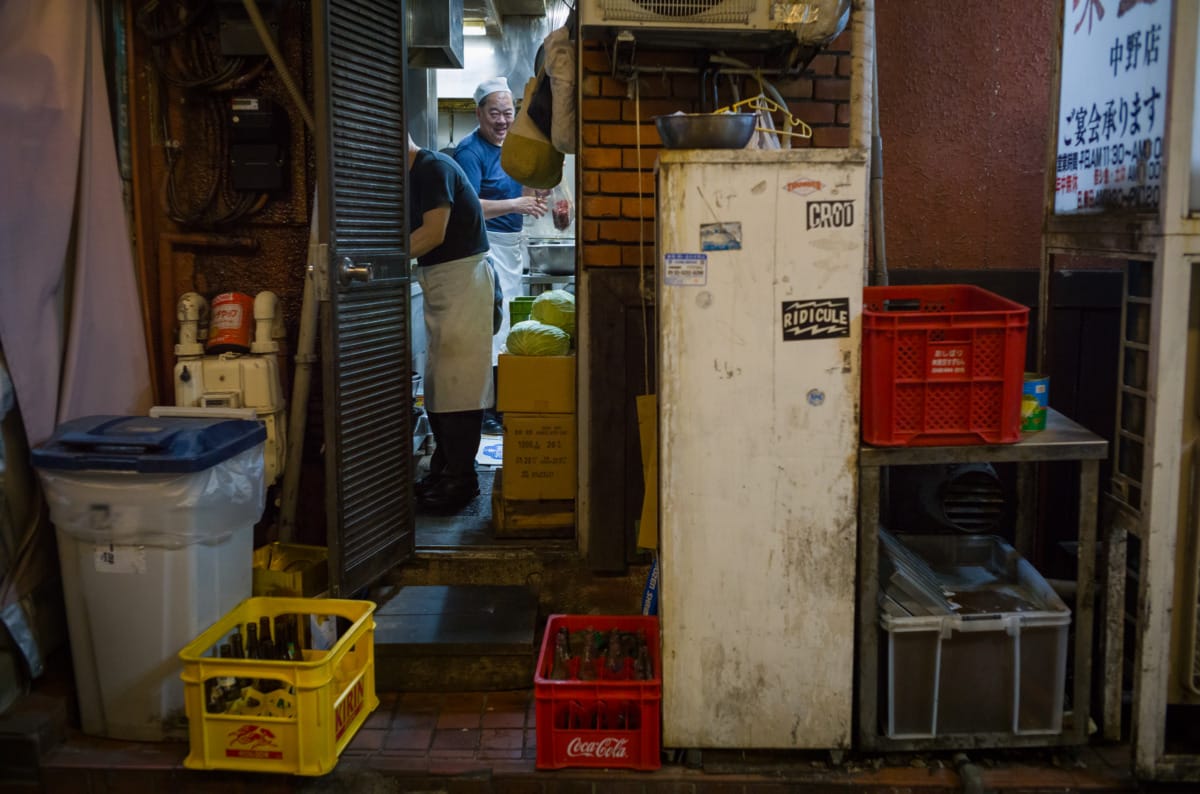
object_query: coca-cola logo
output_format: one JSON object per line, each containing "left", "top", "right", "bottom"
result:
{"left": 566, "top": 736, "right": 629, "bottom": 759}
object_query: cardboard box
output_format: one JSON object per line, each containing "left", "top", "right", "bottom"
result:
{"left": 501, "top": 413, "right": 576, "bottom": 500}
{"left": 497, "top": 354, "right": 575, "bottom": 414}
{"left": 491, "top": 470, "right": 574, "bottom": 538}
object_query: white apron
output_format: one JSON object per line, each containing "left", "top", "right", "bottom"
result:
{"left": 416, "top": 253, "right": 495, "bottom": 413}
{"left": 488, "top": 230, "right": 525, "bottom": 364}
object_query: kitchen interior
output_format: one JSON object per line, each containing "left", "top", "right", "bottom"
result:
{"left": 408, "top": 0, "right": 578, "bottom": 549}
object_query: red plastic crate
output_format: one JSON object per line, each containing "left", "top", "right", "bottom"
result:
{"left": 862, "top": 285, "right": 1029, "bottom": 447}
{"left": 534, "top": 615, "right": 661, "bottom": 771}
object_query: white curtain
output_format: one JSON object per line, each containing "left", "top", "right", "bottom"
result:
{"left": 0, "top": 0, "right": 151, "bottom": 447}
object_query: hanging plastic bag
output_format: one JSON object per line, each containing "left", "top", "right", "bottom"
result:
{"left": 747, "top": 106, "right": 781, "bottom": 150}
{"left": 549, "top": 182, "right": 574, "bottom": 231}
{"left": 543, "top": 26, "right": 577, "bottom": 154}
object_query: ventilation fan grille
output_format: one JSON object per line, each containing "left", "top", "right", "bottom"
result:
{"left": 939, "top": 470, "right": 1006, "bottom": 534}
{"left": 598, "top": 0, "right": 757, "bottom": 24}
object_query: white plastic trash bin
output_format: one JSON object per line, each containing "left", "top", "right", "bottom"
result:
{"left": 33, "top": 415, "right": 266, "bottom": 741}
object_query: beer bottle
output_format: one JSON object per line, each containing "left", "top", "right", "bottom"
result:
{"left": 550, "top": 629, "right": 571, "bottom": 679}
{"left": 579, "top": 628, "right": 597, "bottom": 681}
{"left": 230, "top": 630, "right": 245, "bottom": 659}
{"left": 217, "top": 643, "right": 240, "bottom": 712}
{"left": 274, "top": 616, "right": 289, "bottom": 656}
{"left": 246, "top": 623, "right": 259, "bottom": 660}
{"left": 260, "top": 616, "right": 273, "bottom": 647}
{"left": 635, "top": 641, "right": 652, "bottom": 680}
{"left": 605, "top": 628, "right": 624, "bottom": 679}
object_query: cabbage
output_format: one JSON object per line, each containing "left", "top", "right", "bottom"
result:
{"left": 506, "top": 320, "right": 571, "bottom": 356}
{"left": 531, "top": 289, "right": 575, "bottom": 337}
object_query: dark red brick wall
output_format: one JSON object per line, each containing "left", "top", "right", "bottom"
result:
{"left": 876, "top": 2, "right": 1057, "bottom": 270}
{"left": 579, "top": 32, "right": 854, "bottom": 268}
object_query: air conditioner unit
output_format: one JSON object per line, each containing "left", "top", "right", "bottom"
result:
{"left": 579, "top": 0, "right": 849, "bottom": 47}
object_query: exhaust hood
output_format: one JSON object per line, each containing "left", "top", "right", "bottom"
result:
{"left": 409, "top": 0, "right": 465, "bottom": 69}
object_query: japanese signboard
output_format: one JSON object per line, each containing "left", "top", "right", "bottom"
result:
{"left": 1054, "top": 0, "right": 1172, "bottom": 214}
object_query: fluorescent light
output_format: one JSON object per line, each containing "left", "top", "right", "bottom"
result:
{"left": 463, "top": 19, "right": 488, "bottom": 37}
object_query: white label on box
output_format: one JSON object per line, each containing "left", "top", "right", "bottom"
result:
{"left": 94, "top": 543, "right": 146, "bottom": 574}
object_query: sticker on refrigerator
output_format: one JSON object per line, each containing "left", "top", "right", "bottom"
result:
{"left": 806, "top": 200, "right": 855, "bottom": 229}
{"left": 700, "top": 222, "right": 742, "bottom": 251}
{"left": 782, "top": 298, "right": 851, "bottom": 340}
{"left": 663, "top": 253, "right": 707, "bottom": 286}
{"left": 784, "top": 177, "right": 823, "bottom": 196}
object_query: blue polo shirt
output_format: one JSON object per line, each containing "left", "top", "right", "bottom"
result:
{"left": 452, "top": 129, "right": 523, "bottom": 234}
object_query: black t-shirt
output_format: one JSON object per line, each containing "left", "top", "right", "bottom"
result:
{"left": 409, "top": 149, "right": 489, "bottom": 267}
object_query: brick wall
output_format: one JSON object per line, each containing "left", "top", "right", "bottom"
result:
{"left": 578, "top": 32, "right": 854, "bottom": 268}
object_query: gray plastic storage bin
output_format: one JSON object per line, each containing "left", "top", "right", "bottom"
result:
{"left": 878, "top": 533, "right": 1071, "bottom": 739}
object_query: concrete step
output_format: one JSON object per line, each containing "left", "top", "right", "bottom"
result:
{"left": 395, "top": 547, "right": 653, "bottom": 618}
{"left": 372, "top": 584, "right": 538, "bottom": 692}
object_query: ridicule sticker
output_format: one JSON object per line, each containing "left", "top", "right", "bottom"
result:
{"left": 700, "top": 222, "right": 742, "bottom": 251}
{"left": 806, "top": 199, "right": 855, "bottom": 229}
{"left": 782, "top": 298, "right": 851, "bottom": 340}
{"left": 663, "top": 253, "right": 707, "bottom": 286}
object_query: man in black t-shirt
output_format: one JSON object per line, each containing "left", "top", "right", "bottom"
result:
{"left": 407, "top": 135, "right": 494, "bottom": 512}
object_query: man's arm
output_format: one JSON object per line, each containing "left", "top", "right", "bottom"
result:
{"left": 409, "top": 205, "right": 452, "bottom": 258}
{"left": 480, "top": 195, "right": 547, "bottom": 219}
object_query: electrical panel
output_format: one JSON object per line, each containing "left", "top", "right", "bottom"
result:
{"left": 229, "top": 97, "right": 288, "bottom": 192}
{"left": 215, "top": 0, "right": 283, "bottom": 56}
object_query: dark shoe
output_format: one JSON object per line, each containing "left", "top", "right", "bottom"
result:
{"left": 481, "top": 416, "right": 504, "bottom": 435}
{"left": 418, "top": 475, "right": 480, "bottom": 512}
{"left": 414, "top": 470, "right": 445, "bottom": 497}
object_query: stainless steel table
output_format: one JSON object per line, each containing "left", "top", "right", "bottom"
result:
{"left": 857, "top": 408, "right": 1108, "bottom": 751}
{"left": 522, "top": 273, "right": 575, "bottom": 295}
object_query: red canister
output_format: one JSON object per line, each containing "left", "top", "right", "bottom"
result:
{"left": 206, "top": 292, "right": 254, "bottom": 354}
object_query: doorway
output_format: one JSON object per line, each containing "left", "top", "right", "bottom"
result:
{"left": 411, "top": 9, "right": 578, "bottom": 552}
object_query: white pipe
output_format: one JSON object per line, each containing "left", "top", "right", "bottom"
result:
{"left": 174, "top": 292, "right": 208, "bottom": 356}
{"left": 277, "top": 191, "right": 320, "bottom": 542}
{"left": 250, "top": 290, "right": 280, "bottom": 353}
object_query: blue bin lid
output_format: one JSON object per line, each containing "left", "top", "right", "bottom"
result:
{"left": 32, "top": 415, "right": 267, "bottom": 474}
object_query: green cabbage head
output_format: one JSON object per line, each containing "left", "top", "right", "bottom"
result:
{"left": 506, "top": 320, "right": 571, "bottom": 356}
{"left": 531, "top": 289, "right": 575, "bottom": 337}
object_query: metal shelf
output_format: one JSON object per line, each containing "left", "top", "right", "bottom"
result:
{"left": 857, "top": 408, "right": 1108, "bottom": 752}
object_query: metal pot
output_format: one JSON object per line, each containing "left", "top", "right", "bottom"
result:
{"left": 527, "top": 239, "right": 575, "bottom": 275}
{"left": 654, "top": 113, "right": 756, "bottom": 150}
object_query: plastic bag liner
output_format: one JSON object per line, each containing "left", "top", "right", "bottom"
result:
{"left": 32, "top": 415, "right": 266, "bottom": 548}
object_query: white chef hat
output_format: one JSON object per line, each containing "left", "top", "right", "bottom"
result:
{"left": 474, "top": 77, "right": 512, "bottom": 105}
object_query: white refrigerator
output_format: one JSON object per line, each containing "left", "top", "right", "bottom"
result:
{"left": 656, "top": 149, "right": 867, "bottom": 749}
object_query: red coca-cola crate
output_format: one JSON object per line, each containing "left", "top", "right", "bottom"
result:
{"left": 862, "top": 285, "right": 1029, "bottom": 447}
{"left": 534, "top": 614, "right": 661, "bottom": 771}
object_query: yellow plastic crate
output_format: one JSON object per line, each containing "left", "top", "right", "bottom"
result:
{"left": 178, "top": 597, "right": 378, "bottom": 776}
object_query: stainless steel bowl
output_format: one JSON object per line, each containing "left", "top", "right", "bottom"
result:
{"left": 654, "top": 113, "right": 756, "bottom": 149}
{"left": 527, "top": 240, "right": 575, "bottom": 275}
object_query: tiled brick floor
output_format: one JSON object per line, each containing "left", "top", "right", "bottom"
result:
{"left": 14, "top": 688, "right": 1168, "bottom": 793}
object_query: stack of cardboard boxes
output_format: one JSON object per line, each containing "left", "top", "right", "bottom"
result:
{"left": 492, "top": 353, "right": 576, "bottom": 537}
